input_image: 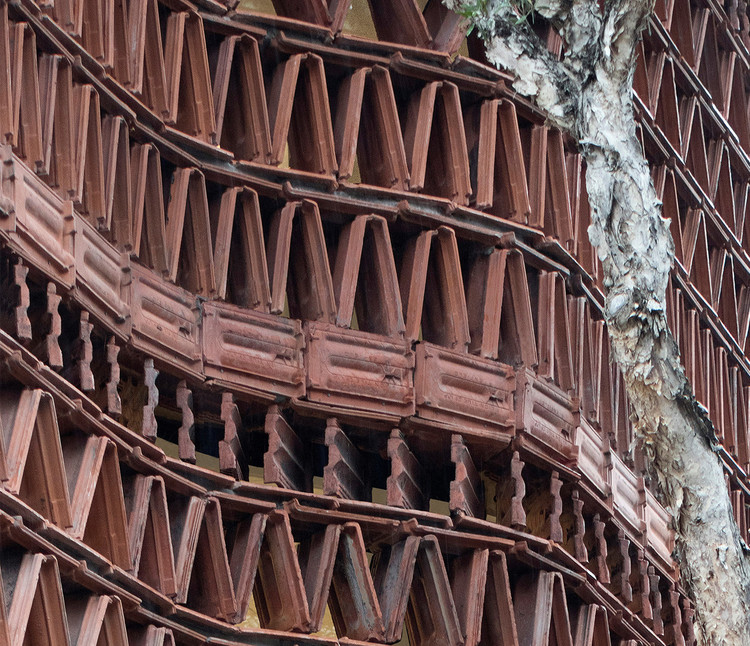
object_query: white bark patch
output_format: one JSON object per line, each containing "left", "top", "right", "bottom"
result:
{"left": 449, "top": 0, "right": 750, "bottom": 642}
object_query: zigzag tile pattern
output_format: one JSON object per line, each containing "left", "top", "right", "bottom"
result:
{"left": 0, "top": 0, "right": 749, "bottom": 642}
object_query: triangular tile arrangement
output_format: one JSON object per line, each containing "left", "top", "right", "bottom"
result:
{"left": 1, "top": 0, "right": 747, "bottom": 642}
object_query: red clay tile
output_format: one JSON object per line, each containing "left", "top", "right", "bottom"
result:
{"left": 124, "top": 474, "right": 177, "bottom": 597}
{"left": 405, "top": 535, "right": 463, "bottom": 646}
{"left": 0, "top": 150, "right": 76, "bottom": 288}
{"left": 267, "top": 53, "right": 337, "bottom": 174}
{"left": 73, "top": 214, "right": 131, "bottom": 336}
{"left": 101, "top": 115, "right": 132, "bottom": 250}
{"left": 328, "top": 522, "right": 384, "bottom": 640}
{"left": 253, "top": 510, "right": 311, "bottom": 631}
{"left": 387, "top": 429, "right": 427, "bottom": 510}
{"left": 481, "top": 550, "right": 519, "bottom": 645}
{"left": 5, "top": 553, "right": 70, "bottom": 646}
{"left": 69, "top": 435, "right": 130, "bottom": 569}
{"left": 449, "top": 548, "right": 488, "bottom": 646}
{"left": 164, "top": 167, "right": 216, "bottom": 297}
{"left": 323, "top": 418, "right": 366, "bottom": 500}
{"left": 414, "top": 342, "right": 515, "bottom": 435}
{"left": 0, "top": 388, "right": 72, "bottom": 528}
{"left": 304, "top": 320, "right": 415, "bottom": 418}
{"left": 332, "top": 214, "right": 404, "bottom": 336}
{"left": 212, "top": 34, "right": 271, "bottom": 162}
{"left": 202, "top": 300, "right": 305, "bottom": 400}
{"left": 211, "top": 186, "right": 270, "bottom": 310}
{"left": 226, "top": 513, "right": 265, "bottom": 623}
{"left": 449, "top": 434, "right": 484, "bottom": 518}
{"left": 514, "top": 570, "right": 573, "bottom": 646}
{"left": 371, "top": 535, "right": 420, "bottom": 643}
{"left": 129, "top": 264, "right": 202, "bottom": 380}
{"left": 264, "top": 404, "right": 311, "bottom": 492}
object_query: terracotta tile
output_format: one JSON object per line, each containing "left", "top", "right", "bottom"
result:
{"left": 571, "top": 604, "right": 612, "bottom": 646}
{"left": 328, "top": 522, "right": 384, "bottom": 640}
{"left": 643, "top": 488, "right": 675, "bottom": 574}
{"left": 5, "top": 552, "right": 70, "bottom": 646}
{"left": 267, "top": 53, "right": 337, "bottom": 174}
{"left": 9, "top": 22, "right": 43, "bottom": 170}
{"left": 405, "top": 535, "right": 462, "bottom": 646}
{"left": 169, "top": 495, "right": 235, "bottom": 620}
{"left": 124, "top": 474, "right": 177, "bottom": 597}
{"left": 367, "top": 0, "right": 430, "bottom": 47}
{"left": 387, "top": 429, "right": 427, "bottom": 510}
{"left": 41, "top": 282, "right": 63, "bottom": 369}
{"left": 498, "top": 250, "right": 538, "bottom": 367}
{"left": 269, "top": 0, "right": 331, "bottom": 30}
{"left": 515, "top": 369, "right": 579, "bottom": 468}
{"left": 226, "top": 513, "right": 265, "bottom": 623}
{"left": 38, "top": 54, "right": 75, "bottom": 197}
{"left": 4, "top": 258, "right": 32, "bottom": 343}
{"left": 0, "top": 150, "right": 76, "bottom": 288}
{"left": 495, "top": 450, "right": 526, "bottom": 530}
{"left": 66, "top": 595, "right": 129, "bottom": 646}
{"left": 128, "top": 0, "right": 169, "bottom": 118}
{"left": 0, "top": 388, "right": 72, "bottom": 528}
{"left": 202, "top": 301, "right": 305, "bottom": 400}
{"left": 129, "top": 264, "right": 202, "bottom": 380}
{"left": 266, "top": 200, "right": 336, "bottom": 322}
{"left": 175, "top": 380, "right": 195, "bottom": 463}
{"left": 100, "top": 116, "right": 131, "bottom": 249}
{"left": 356, "top": 66, "right": 410, "bottom": 189}
{"left": 253, "top": 510, "right": 311, "bottom": 631}
{"left": 574, "top": 419, "right": 610, "bottom": 500}
{"left": 403, "top": 81, "right": 471, "bottom": 204}
{"left": 211, "top": 186, "right": 270, "bottom": 309}
{"left": 71, "top": 84, "right": 105, "bottom": 226}
{"left": 449, "top": 548, "right": 488, "bottom": 646}
{"left": 218, "top": 392, "right": 245, "bottom": 479}
{"left": 304, "top": 320, "right": 415, "bottom": 418}
{"left": 332, "top": 67, "right": 368, "bottom": 182}
{"left": 514, "top": 570, "right": 573, "bottom": 645}
{"left": 164, "top": 12, "right": 215, "bottom": 142}
{"left": 480, "top": 550, "right": 519, "bottom": 645}
{"left": 130, "top": 143, "right": 168, "bottom": 274}
{"left": 371, "top": 535, "right": 420, "bottom": 643}
{"left": 332, "top": 214, "right": 404, "bottom": 335}
{"left": 128, "top": 625, "right": 177, "bottom": 646}
{"left": 185, "top": 497, "right": 236, "bottom": 621}
{"left": 142, "top": 357, "right": 159, "bottom": 441}
{"left": 571, "top": 488, "right": 588, "bottom": 564}
{"left": 449, "top": 434, "right": 484, "bottom": 518}
{"left": 414, "top": 342, "right": 515, "bottom": 434}
{"left": 61, "top": 433, "right": 130, "bottom": 569}
{"left": 298, "top": 523, "right": 340, "bottom": 631}
{"left": 0, "top": 5, "right": 11, "bottom": 147}
{"left": 465, "top": 248, "right": 506, "bottom": 359}
{"left": 164, "top": 167, "right": 216, "bottom": 297}
{"left": 0, "top": 553, "right": 9, "bottom": 646}
{"left": 476, "top": 99, "right": 531, "bottom": 221}
{"left": 323, "top": 418, "right": 366, "bottom": 500}
{"left": 400, "top": 226, "right": 469, "bottom": 349}
{"left": 264, "top": 404, "right": 311, "bottom": 492}
{"left": 73, "top": 213, "right": 131, "bottom": 336}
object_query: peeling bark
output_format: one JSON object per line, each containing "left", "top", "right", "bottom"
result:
{"left": 448, "top": 0, "right": 750, "bottom": 642}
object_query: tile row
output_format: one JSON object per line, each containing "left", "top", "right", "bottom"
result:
{"left": 0, "top": 328, "right": 688, "bottom": 644}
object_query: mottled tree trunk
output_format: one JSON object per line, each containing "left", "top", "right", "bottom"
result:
{"left": 448, "top": 0, "right": 750, "bottom": 642}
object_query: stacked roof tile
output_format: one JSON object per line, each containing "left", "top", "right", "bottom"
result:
{"left": 0, "top": 0, "right": 749, "bottom": 642}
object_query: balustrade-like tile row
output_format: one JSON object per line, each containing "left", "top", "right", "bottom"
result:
{"left": 0, "top": 327, "right": 690, "bottom": 645}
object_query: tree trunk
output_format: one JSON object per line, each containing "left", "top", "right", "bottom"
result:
{"left": 447, "top": 0, "right": 750, "bottom": 642}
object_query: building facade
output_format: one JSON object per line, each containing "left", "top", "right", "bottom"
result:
{"left": 0, "top": 0, "right": 746, "bottom": 643}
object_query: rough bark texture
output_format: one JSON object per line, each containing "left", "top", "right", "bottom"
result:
{"left": 447, "top": 0, "right": 750, "bottom": 642}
